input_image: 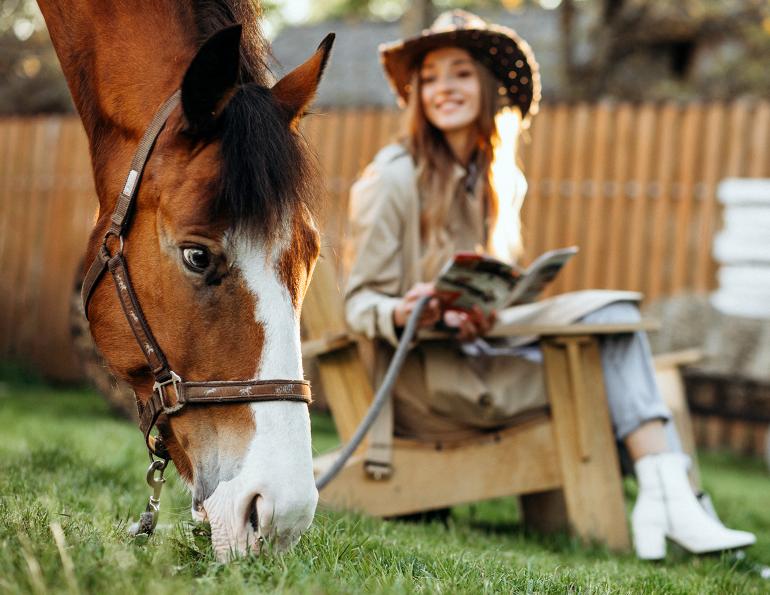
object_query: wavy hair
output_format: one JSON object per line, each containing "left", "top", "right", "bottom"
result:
{"left": 401, "top": 53, "right": 525, "bottom": 274}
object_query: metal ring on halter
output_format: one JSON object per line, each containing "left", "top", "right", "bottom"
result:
{"left": 147, "top": 436, "right": 171, "bottom": 463}
{"left": 102, "top": 230, "right": 124, "bottom": 256}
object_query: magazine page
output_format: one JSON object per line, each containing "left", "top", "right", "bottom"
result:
{"left": 504, "top": 246, "right": 579, "bottom": 307}
{"left": 434, "top": 252, "right": 519, "bottom": 315}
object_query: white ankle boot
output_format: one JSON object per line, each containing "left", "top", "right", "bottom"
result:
{"left": 632, "top": 452, "right": 755, "bottom": 560}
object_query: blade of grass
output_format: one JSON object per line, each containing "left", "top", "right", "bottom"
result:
{"left": 50, "top": 522, "right": 80, "bottom": 595}
{"left": 17, "top": 531, "right": 48, "bottom": 595}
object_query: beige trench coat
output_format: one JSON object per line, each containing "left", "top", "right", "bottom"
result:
{"left": 344, "top": 144, "right": 640, "bottom": 441}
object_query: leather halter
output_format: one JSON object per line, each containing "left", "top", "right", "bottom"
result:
{"left": 81, "top": 90, "right": 311, "bottom": 460}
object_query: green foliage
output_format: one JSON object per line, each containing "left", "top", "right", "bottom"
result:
{"left": 0, "top": 361, "right": 44, "bottom": 386}
{"left": 3, "top": 0, "right": 769, "bottom": 114}
{"left": 695, "top": 14, "right": 770, "bottom": 99}
{"left": 309, "top": 0, "right": 407, "bottom": 22}
{"left": 0, "top": 0, "right": 73, "bottom": 114}
{"left": 0, "top": 0, "right": 283, "bottom": 115}
{"left": 572, "top": 0, "right": 770, "bottom": 101}
{"left": 1, "top": 382, "right": 770, "bottom": 593}
{"left": 309, "top": 1, "right": 540, "bottom": 23}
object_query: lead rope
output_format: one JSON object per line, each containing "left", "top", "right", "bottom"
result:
{"left": 315, "top": 295, "right": 430, "bottom": 490}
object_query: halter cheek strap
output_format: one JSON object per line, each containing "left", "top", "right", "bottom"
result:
{"left": 81, "top": 90, "right": 183, "bottom": 313}
{"left": 81, "top": 90, "right": 311, "bottom": 460}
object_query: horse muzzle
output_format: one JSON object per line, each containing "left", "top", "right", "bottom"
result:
{"left": 196, "top": 400, "right": 318, "bottom": 561}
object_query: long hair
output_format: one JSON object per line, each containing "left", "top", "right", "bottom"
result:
{"left": 401, "top": 54, "right": 525, "bottom": 273}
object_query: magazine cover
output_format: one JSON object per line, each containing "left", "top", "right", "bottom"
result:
{"left": 433, "top": 252, "right": 519, "bottom": 315}
{"left": 433, "top": 247, "right": 578, "bottom": 314}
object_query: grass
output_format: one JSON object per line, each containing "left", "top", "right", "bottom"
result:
{"left": 1, "top": 371, "right": 769, "bottom": 594}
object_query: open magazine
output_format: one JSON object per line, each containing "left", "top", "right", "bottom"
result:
{"left": 433, "top": 246, "right": 579, "bottom": 315}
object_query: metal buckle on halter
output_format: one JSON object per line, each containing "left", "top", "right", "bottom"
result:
{"left": 153, "top": 371, "right": 183, "bottom": 414}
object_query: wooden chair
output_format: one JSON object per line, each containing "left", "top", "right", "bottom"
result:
{"left": 303, "top": 255, "right": 699, "bottom": 551}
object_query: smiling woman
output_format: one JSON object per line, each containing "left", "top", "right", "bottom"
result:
{"left": 345, "top": 8, "right": 755, "bottom": 561}
{"left": 34, "top": 0, "right": 333, "bottom": 560}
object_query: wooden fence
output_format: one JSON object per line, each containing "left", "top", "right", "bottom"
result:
{"left": 1, "top": 100, "right": 770, "bottom": 381}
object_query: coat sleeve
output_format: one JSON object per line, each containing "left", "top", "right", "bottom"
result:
{"left": 344, "top": 161, "right": 408, "bottom": 348}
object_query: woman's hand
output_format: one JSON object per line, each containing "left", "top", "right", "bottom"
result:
{"left": 393, "top": 282, "right": 443, "bottom": 329}
{"left": 443, "top": 305, "right": 496, "bottom": 342}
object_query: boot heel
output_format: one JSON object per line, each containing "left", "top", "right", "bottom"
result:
{"left": 634, "top": 525, "right": 666, "bottom": 560}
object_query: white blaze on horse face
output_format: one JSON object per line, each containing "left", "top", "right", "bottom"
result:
{"left": 200, "top": 234, "right": 317, "bottom": 561}
{"left": 238, "top": 236, "right": 303, "bottom": 380}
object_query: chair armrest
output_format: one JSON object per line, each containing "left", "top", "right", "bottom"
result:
{"left": 419, "top": 320, "right": 660, "bottom": 341}
{"left": 652, "top": 349, "right": 702, "bottom": 369}
{"left": 302, "top": 332, "right": 357, "bottom": 359}
{"left": 489, "top": 320, "right": 660, "bottom": 337}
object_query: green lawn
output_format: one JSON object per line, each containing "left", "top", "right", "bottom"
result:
{"left": 1, "top": 371, "right": 769, "bottom": 594}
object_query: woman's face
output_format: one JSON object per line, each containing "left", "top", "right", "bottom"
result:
{"left": 419, "top": 46, "right": 482, "bottom": 135}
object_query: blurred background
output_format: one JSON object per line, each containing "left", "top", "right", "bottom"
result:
{"left": 1, "top": 0, "right": 770, "bottom": 461}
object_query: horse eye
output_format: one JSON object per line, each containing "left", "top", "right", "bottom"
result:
{"left": 182, "top": 247, "right": 211, "bottom": 272}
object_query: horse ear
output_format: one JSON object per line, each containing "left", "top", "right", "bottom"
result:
{"left": 272, "top": 33, "right": 335, "bottom": 126}
{"left": 181, "top": 24, "right": 242, "bottom": 134}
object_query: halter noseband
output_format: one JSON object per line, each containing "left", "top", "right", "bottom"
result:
{"left": 80, "top": 90, "right": 311, "bottom": 461}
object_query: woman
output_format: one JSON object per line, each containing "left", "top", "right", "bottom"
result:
{"left": 344, "top": 10, "right": 754, "bottom": 560}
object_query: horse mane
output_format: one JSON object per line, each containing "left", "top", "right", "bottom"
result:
{"left": 193, "top": 1, "right": 318, "bottom": 239}
{"left": 194, "top": 0, "right": 271, "bottom": 86}
{"left": 215, "top": 85, "right": 319, "bottom": 240}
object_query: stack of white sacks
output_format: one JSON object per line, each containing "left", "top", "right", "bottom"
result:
{"left": 712, "top": 178, "right": 770, "bottom": 319}
{"left": 711, "top": 178, "right": 770, "bottom": 469}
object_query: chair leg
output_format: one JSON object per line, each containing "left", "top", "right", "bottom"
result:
{"left": 520, "top": 490, "right": 569, "bottom": 535}
{"left": 655, "top": 363, "right": 701, "bottom": 489}
{"left": 542, "top": 335, "right": 631, "bottom": 551}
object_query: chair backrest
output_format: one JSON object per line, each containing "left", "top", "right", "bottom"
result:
{"left": 302, "top": 251, "right": 375, "bottom": 443}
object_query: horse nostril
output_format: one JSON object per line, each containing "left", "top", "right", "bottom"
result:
{"left": 248, "top": 495, "right": 260, "bottom": 532}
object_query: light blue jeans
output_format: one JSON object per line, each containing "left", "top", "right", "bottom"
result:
{"left": 515, "top": 302, "right": 682, "bottom": 450}
{"left": 580, "top": 302, "right": 682, "bottom": 451}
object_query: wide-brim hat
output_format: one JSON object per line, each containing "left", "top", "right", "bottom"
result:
{"left": 379, "top": 10, "right": 541, "bottom": 121}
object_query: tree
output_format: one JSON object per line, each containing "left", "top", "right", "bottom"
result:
{"left": 577, "top": 0, "right": 770, "bottom": 99}
{"left": 0, "top": 0, "right": 72, "bottom": 114}
{"left": 0, "top": 0, "right": 285, "bottom": 115}
{"left": 310, "top": 1, "right": 542, "bottom": 25}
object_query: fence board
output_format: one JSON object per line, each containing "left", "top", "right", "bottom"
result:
{"left": 0, "top": 121, "right": 11, "bottom": 261}
{"left": 2, "top": 121, "right": 36, "bottom": 357}
{"left": 626, "top": 104, "right": 657, "bottom": 292}
{"left": 693, "top": 104, "right": 726, "bottom": 291}
{"left": 0, "top": 120, "right": 17, "bottom": 291}
{"left": 726, "top": 101, "right": 751, "bottom": 177}
{"left": 670, "top": 104, "right": 701, "bottom": 292}
{"left": 1, "top": 101, "right": 769, "bottom": 380}
{"left": 646, "top": 103, "right": 678, "bottom": 302}
{"left": 541, "top": 104, "right": 570, "bottom": 293}
{"left": 605, "top": 104, "right": 633, "bottom": 290}
{"left": 355, "top": 108, "right": 381, "bottom": 175}
{"left": 16, "top": 121, "right": 39, "bottom": 357}
{"left": 582, "top": 103, "right": 612, "bottom": 289}
{"left": 519, "top": 105, "right": 549, "bottom": 261}
{"left": 748, "top": 103, "right": 770, "bottom": 178}
{"left": 562, "top": 103, "right": 591, "bottom": 291}
{"left": 36, "top": 120, "right": 79, "bottom": 377}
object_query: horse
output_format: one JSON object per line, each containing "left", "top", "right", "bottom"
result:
{"left": 36, "top": 0, "right": 333, "bottom": 560}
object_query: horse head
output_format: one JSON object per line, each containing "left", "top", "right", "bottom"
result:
{"left": 79, "top": 25, "right": 333, "bottom": 559}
